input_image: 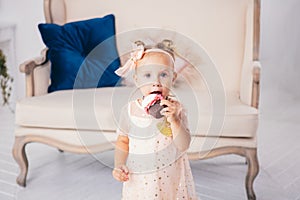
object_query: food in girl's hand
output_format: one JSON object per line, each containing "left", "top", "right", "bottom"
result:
{"left": 142, "top": 93, "right": 167, "bottom": 119}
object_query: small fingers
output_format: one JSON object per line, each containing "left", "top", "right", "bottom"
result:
{"left": 160, "top": 99, "right": 182, "bottom": 123}
{"left": 160, "top": 99, "right": 172, "bottom": 107}
{"left": 120, "top": 165, "right": 129, "bottom": 174}
{"left": 160, "top": 107, "right": 171, "bottom": 115}
{"left": 113, "top": 167, "right": 129, "bottom": 182}
{"left": 160, "top": 99, "right": 180, "bottom": 108}
{"left": 116, "top": 172, "right": 128, "bottom": 182}
{"left": 160, "top": 104, "right": 177, "bottom": 115}
{"left": 119, "top": 171, "right": 129, "bottom": 182}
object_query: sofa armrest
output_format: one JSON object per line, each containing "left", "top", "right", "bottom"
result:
{"left": 251, "top": 61, "right": 261, "bottom": 108}
{"left": 19, "top": 48, "right": 50, "bottom": 97}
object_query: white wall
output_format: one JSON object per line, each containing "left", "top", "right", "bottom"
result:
{"left": 259, "top": 0, "right": 300, "bottom": 120}
{"left": 0, "top": 0, "right": 44, "bottom": 100}
{"left": 261, "top": 0, "right": 300, "bottom": 97}
{"left": 0, "top": 0, "right": 299, "bottom": 107}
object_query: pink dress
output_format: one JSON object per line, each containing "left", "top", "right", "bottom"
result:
{"left": 117, "top": 100, "right": 198, "bottom": 200}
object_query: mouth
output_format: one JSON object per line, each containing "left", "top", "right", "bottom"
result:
{"left": 150, "top": 91, "right": 162, "bottom": 95}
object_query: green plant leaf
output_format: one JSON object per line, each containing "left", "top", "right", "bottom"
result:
{"left": 0, "top": 49, "right": 13, "bottom": 106}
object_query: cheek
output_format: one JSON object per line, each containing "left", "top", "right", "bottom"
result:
{"left": 138, "top": 84, "right": 152, "bottom": 93}
{"left": 160, "top": 77, "right": 173, "bottom": 88}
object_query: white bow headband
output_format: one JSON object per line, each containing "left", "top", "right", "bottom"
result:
{"left": 115, "top": 46, "right": 175, "bottom": 77}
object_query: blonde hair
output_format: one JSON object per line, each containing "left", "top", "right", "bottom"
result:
{"left": 135, "top": 39, "right": 175, "bottom": 60}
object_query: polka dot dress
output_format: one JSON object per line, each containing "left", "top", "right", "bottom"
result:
{"left": 118, "top": 101, "right": 198, "bottom": 200}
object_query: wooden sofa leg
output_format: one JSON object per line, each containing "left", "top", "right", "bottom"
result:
{"left": 245, "top": 148, "right": 259, "bottom": 200}
{"left": 12, "top": 136, "right": 29, "bottom": 187}
{"left": 58, "top": 149, "right": 64, "bottom": 153}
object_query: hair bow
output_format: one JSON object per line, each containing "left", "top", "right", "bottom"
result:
{"left": 115, "top": 44, "right": 145, "bottom": 77}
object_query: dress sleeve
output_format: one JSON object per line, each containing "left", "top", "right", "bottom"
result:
{"left": 179, "top": 105, "right": 190, "bottom": 133}
{"left": 116, "top": 103, "right": 130, "bottom": 136}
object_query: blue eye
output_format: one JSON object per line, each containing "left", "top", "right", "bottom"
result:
{"left": 160, "top": 72, "right": 169, "bottom": 78}
{"left": 144, "top": 73, "right": 151, "bottom": 78}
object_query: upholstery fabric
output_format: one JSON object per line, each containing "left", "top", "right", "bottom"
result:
{"left": 33, "top": 63, "right": 51, "bottom": 96}
{"left": 38, "top": 14, "right": 121, "bottom": 92}
{"left": 16, "top": 87, "right": 258, "bottom": 138}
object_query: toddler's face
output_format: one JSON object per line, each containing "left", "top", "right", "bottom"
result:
{"left": 134, "top": 52, "right": 176, "bottom": 97}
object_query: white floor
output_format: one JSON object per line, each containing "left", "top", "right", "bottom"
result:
{"left": 0, "top": 89, "right": 300, "bottom": 200}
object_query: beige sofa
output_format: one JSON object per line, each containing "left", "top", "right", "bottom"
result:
{"left": 13, "top": 0, "right": 261, "bottom": 199}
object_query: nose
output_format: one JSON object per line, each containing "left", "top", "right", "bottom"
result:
{"left": 152, "top": 83, "right": 161, "bottom": 87}
{"left": 152, "top": 75, "right": 162, "bottom": 87}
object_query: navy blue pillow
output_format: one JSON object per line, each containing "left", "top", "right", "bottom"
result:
{"left": 38, "top": 14, "right": 121, "bottom": 93}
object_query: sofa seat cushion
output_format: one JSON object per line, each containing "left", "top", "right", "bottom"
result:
{"left": 16, "top": 87, "right": 258, "bottom": 138}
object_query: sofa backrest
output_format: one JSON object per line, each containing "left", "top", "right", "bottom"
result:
{"left": 44, "top": 0, "right": 260, "bottom": 106}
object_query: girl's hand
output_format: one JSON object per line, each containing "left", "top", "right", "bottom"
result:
{"left": 112, "top": 165, "right": 129, "bottom": 182}
{"left": 160, "top": 98, "right": 181, "bottom": 124}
